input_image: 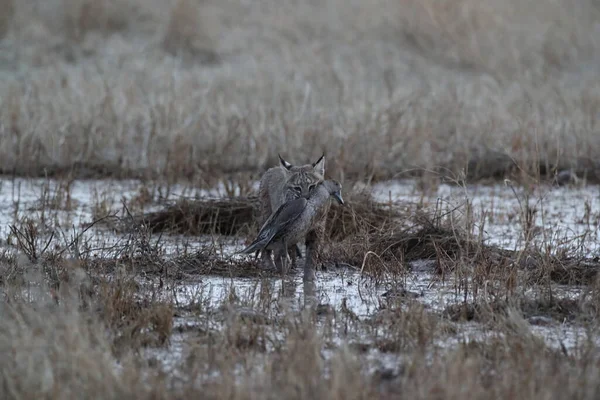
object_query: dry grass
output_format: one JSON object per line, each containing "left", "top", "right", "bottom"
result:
{"left": 2, "top": 252, "right": 600, "bottom": 399}
{"left": 0, "top": 0, "right": 599, "bottom": 183}
{"left": 2, "top": 179, "right": 600, "bottom": 399}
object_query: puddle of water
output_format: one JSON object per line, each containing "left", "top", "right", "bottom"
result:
{"left": 147, "top": 262, "right": 595, "bottom": 351}
{"left": 139, "top": 265, "right": 598, "bottom": 376}
{"left": 372, "top": 179, "right": 600, "bottom": 255}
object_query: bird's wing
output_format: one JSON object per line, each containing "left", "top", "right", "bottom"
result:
{"left": 257, "top": 197, "right": 307, "bottom": 245}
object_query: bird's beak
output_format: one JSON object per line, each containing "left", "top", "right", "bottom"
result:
{"left": 333, "top": 192, "right": 344, "bottom": 205}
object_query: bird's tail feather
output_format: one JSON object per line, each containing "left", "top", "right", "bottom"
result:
{"left": 237, "top": 240, "right": 264, "bottom": 255}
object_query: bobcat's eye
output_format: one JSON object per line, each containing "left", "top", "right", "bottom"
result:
{"left": 308, "top": 184, "right": 316, "bottom": 192}
{"left": 293, "top": 186, "right": 302, "bottom": 193}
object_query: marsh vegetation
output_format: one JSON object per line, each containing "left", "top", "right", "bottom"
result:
{"left": 1, "top": 0, "right": 600, "bottom": 398}
{"left": 1, "top": 176, "right": 600, "bottom": 398}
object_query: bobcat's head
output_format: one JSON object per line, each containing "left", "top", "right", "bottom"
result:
{"left": 279, "top": 154, "right": 326, "bottom": 200}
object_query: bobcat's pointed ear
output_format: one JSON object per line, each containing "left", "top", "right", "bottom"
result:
{"left": 279, "top": 154, "right": 293, "bottom": 171}
{"left": 312, "top": 153, "right": 325, "bottom": 176}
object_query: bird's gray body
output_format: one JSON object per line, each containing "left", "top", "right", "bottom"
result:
{"left": 241, "top": 180, "right": 343, "bottom": 280}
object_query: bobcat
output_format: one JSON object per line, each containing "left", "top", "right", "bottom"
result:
{"left": 241, "top": 180, "right": 344, "bottom": 279}
{"left": 257, "top": 154, "right": 326, "bottom": 279}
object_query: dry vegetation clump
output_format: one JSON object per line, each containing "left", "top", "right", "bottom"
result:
{"left": 324, "top": 189, "right": 404, "bottom": 240}
{"left": 171, "top": 248, "right": 268, "bottom": 278}
{"left": 131, "top": 188, "right": 439, "bottom": 271}
{"left": 323, "top": 214, "right": 474, "bottom": 269}
{"left": 520, "top": 252, "right": 600, "bottom": 286}
{"left": 398, "top": 336, "right": 600, "bottom": 399}
{"left": 0, "top": 254, "right": 174, "bottom": 356}
{"left": 136, "top": 188, "right": 404, "bottom": 239}
{"left": 82, "top": 249, "right": 269, "bottom": 280}
{"left": 122, "top": 188, "right": 408, "bottom": 277}
{"left": 443, "top": 296, "right": 588, "bottom": 325}
{"left": 321, "top": 203, "right": 514, "bottom": 280}
{"left": 138, "top": 196, "right": 259, "bottom": 236}
{"left": 335, "top": 213, "right": 600, "bottom": 286}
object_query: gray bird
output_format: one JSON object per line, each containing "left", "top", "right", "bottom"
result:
{"left": 239, "top": 180, "right": 344, "bottom": 278}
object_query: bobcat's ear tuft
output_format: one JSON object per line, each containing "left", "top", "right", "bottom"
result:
{"left": 279, "top": 154, "right": 293, "bottom": 171}
{"left": 312, "top": 153, "right": 325, "bottom": 176}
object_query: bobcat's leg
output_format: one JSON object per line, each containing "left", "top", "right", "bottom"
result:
{"left": 286, "top": 244, "right": 302, "bottom": 270}
{"left": 274, "top": 245, "right": 289, "bottom": 275}
{"left": 261, "top": 249, "right": 276, "bottom": 270}
{"left": 304, "top": 223, "right": 324, "bottom": 281}
{"left": 295, "top": 244, "right": 303, "bottom": 259}
{"left": 282, "top": 239, "right": 289, "bottom": 275}
{"left": 289, "top": 246, "right": 297, "bottom": 270}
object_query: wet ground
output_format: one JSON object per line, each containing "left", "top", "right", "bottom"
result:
{"left": 371, "top": 180, "right": 600, "bottom": 255}
{"left": 2, "top": 177, "right": 598, "bottom": 254}
{"left": 1, "top": 177, "right": 599, "bottom": 371}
